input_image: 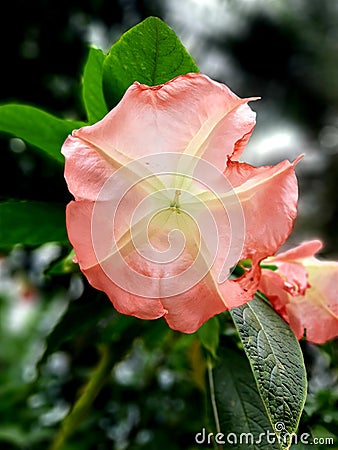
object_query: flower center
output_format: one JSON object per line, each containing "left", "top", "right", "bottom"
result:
{"left": 169, "top": 189, "right": 182, "bottom": 212}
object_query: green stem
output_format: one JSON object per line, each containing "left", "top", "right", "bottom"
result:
{"left": 49, "top": 344, "right": 115, "bottom": 450}
{"left": 207, "top": 361, "right": 223, "bottom": 450}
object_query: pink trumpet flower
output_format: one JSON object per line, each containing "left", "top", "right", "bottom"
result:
{"left": 62, "top": 73, "right": 301, "bottom": 333}
{"left": 260, "top": 240, "right": 338, "bottom": 343}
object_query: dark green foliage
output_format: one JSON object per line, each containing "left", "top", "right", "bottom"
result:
{"left": 0, "top": 200, "right": 68, "bottom": 248}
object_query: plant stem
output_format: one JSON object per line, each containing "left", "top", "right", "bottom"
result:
{"left": 207, "top": 361, "right": 223, "bottom": 450}
{"left": 49, "top": 344, "right": 115, "bottom": 450}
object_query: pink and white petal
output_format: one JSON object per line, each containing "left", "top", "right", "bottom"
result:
{"left": 231, "top": 127, "right": 256, "bottom": 161}
{"left": 67, "top": 201, "right": 166, "bottom": 319}
{"left": 218, "top": 261, "right": 262, "bottom": 308}
{"left": 87, "top": 236, "right": 227, "bottom": 330}
{"left": 66, "top": 201, "right": 98, "bottom": 269}
{"left": 287, "top": 296, "right": 338, "bottom": 344}
{"left": 195, "top": 202, "right": 261, "bottom": 308}
{"left": 305, "top": 260, "right": 338, "bottom": 316}
{"left": 260, "top": 261, "right": 338, "bottom": 343}
{"left": 62, "top": 135, "right": 116, "bottom": 201}
{"left": 66, "top": 196, "right": 143, "bottom": 271}
{"left": 183, "top": 96, "right": 257, "bottom": 171}
{"left": 83, "top": 263, "right": 166, "bottom": 320}
{"left": 227, "top": 158, "right": 301, "bottom": 261}
{"left": 71, "top": 73, "right": 256, "bottom": 171}
{"left": 120, "top": 236, "right": 228, "bottom": 331}
{"left": 273, "top": 261, "right": 309, "bottom": 296}
{"left": 162, "top": 253, "right": 263, "bottom": 333}
{"left": 160, "top": 274, "right": 227, "bottom": 333}
{"left": 273, "top": 240, "right": 323, "bottom": 262}
{"left": 259, "top": 269, "right": 291, "bottom": 322}
{"left": 160, "top": 217, "right": 263, "bottom": 333}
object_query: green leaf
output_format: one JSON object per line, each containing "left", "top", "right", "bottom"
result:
{"left": 230, "top": 296, "right": 307, "bottom": 449}
{"left": 82, "top": 47, "right": 108, "bottom": 124}
{"left": 210, "top": 343, "right": 281, "bottom": 449}
{"left": 196, "top": 316, "right": 220, "bottom": 360}
{"left": 0, "top": 104, "right": 85, "bottom": 163}
{"left": 103, "top": 16, "right": 199, "bottom": 106}
{"left": 0, "top": 200, "right": 68, "bottom": 248}
{"left": 47, "top": 249, "right": 78, "bottom": 275}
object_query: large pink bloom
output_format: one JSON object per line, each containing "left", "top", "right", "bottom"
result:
{"left": 259, "top": 240, "right": 338, "bottom": 343}
{"left": 62, "top": 73, "right": 301, "bottom": 333}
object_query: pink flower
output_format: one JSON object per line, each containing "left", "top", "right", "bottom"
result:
{"left": 62, "top": 73, "right": 301, "bottom": 333}
{"left": 259, "top": 240, "right": 338, "bottom": 343}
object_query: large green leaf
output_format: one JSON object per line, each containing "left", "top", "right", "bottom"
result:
{"left": 103, "top": 16, "right": 199, "bottom": 106}
{"left": 0, "top": 200, "right": 68, "bottom": 248}
{"left": 0, "top": 104, "right": 85, "bottom": 163}
{"left": 230, "top": 296, "right": 307, "bottom": 449}
{"left": 210, "top": 343, "right": 281, "bottom": 450}
{"left": 82, "top": 47, "right": 108, "bottom": 124}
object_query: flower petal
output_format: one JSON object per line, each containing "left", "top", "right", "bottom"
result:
{"left": 259, "top": 269, "right": 291, "bottom": 321}
{"left": 305, "top": 260, "right": 338, "bottom": 317}
{"left": 260, "top": 240, "right": 324, "bottom": 296}
{"left": 159, "top": 260, "right": 227, "bottom": 334}
{"left": 62, "top": 72, "right": 304, "bottom": 333}
{"left": 66, "top": 200, "right": 167, "bottom": 320}
{"left": 64, "top": 73, "right": 257, "bottom": 179}
{"left": 227, "top": 158, "right": 301, "bottom": 260}
{"left": 62, "top": 135, "right": 116, "bottom": 201}
{"left": 273, "top": 240, "right": 323, "bottom": 262}
{"left": 67, "top": 196, "right": 262, "bottom": 333}
{"left": 286, "top": 259, "right": 338, "bottom": 343}
{"left": 273, "top": 261, "right": 309, "bottom": 296}
{"left": 260, "top": 248, "right": 338, "bottom": 343}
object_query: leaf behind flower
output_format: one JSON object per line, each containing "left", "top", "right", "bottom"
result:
{"left": 103, "top": 16, "right": 199, "bottom": 107}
